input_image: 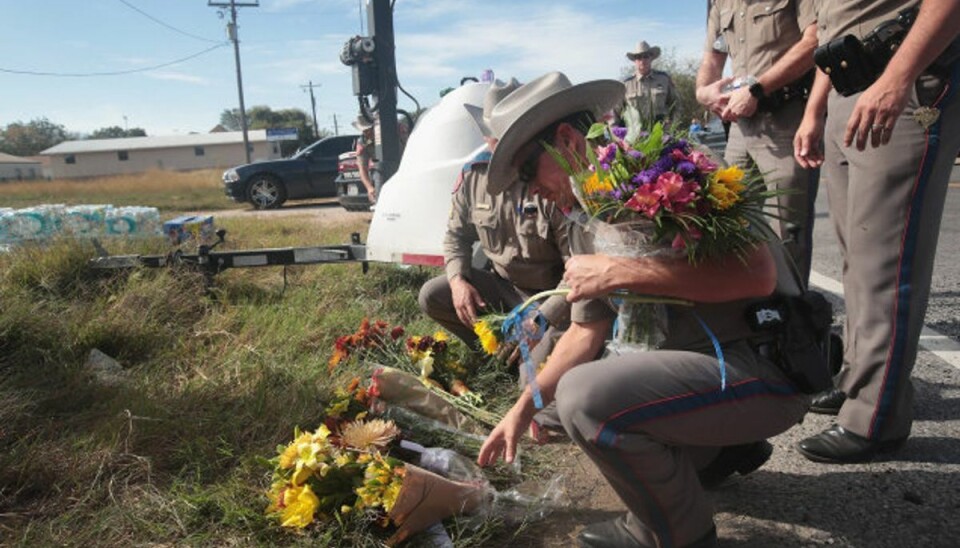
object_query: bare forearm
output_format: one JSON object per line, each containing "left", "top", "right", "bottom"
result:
{"left": 696, "top": 51, "right": 727, "bottom": 100}
{"left": 803, "top": 68, "right": 832, "bottom": 121}
{"left": 608, "top": 245, "right": 776, "bottom": 302}
{"left": 882, "top": 0, "right": 960, "bottom": 83}
{"left": 519, "top": 320, "right": 610, "bottom": 409}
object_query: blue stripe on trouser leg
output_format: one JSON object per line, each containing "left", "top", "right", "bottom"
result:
{"left": 591, "top": 378, "right": 798, "bottom": 547}
{"left": 870, "top": 62, "right": 960, "bottom": 439}
{"left": 595, "top": 378, "right": 798, "bottom": 448}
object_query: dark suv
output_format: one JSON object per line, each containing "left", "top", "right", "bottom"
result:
{"left": 222, "top": 134, "right": 358, "bottom": 209}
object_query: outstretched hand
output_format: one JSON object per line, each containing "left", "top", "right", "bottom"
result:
{"left": 477, "top": 405, "right": 533, "bottom": 466}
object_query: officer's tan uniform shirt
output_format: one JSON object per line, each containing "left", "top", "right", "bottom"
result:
{"left": 814, "top": 0, "right": 919, "bottom": 43}
{"left": 706, "top": 0, "right": 817, "bottom": 76}
{"left": 443, "top": 160, "right": 570, "bottom": 322}
{"left": 624, "top": 71, "right": 677, "bottom": 120}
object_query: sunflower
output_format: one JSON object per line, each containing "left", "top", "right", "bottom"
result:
{"left": 708, "top": 165, "right": 746, "bottom": 210}
{"left": 472, "top": 319, "right": 500, "bottom": 355}
{"left": 340, "top": 419, "right": 400, "bottom": 451}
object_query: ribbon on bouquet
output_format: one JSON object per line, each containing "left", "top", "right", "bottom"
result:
{"left": 693, "top": 312, "right": 727, "bottom": 391}
{"left": 502, "top": 303, "right": 548, "bottom": 410}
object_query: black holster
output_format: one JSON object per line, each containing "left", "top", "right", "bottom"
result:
{"left": 746, "top": 291, "right": 835, "bottom": 394}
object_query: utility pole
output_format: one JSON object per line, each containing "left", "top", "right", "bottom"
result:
{"left": 300, "top": 80, "right": 321, "bottom": 139}
{"left": 332, "top": 114, "right": 339, "bottom": 136}
{"left": 209, "top": 0, "right": 259, "bottom": 164}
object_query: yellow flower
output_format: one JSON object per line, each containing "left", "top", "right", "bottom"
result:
{"left": 341, "top": 419, "right": 401, "bottom": 451}
{"left": 582, "top": 172, "right": 614, "bottom": 196}
{"left": 278, "top": 432, "right": 312, "bottom": 470}
{"left": 383, "top": 480, "right": 403, "bottom": 513}
{"left": 418, "top": 353, "right": 435, "bottom": 378}
{"left": 279, "top": 484, "right": 320, "bottom": 528}
{"left": 472, "top": 320, "right": 499, "bottom": 355}
{"left": 334, "top": 451, "right": 355, "bottom": 467}
{"left": 433, "top": 330, "right": 449, "bottom": 342}
{"left": 709, "top": 166, "right": 746, "bottom": 210}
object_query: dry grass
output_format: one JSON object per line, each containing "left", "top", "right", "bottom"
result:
{"left": 0, "top": 169, "right": 230, "bottom": 212}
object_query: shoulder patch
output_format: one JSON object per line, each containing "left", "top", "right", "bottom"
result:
{"left": 459, "top": 149, "right": 492, "bottom": 175}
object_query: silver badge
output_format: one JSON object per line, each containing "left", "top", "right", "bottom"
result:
{"left": 913, "top": 106, "right": 940, "bottom": 130}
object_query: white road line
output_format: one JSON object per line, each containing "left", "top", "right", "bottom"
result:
{"left": 809, "top": 270, "right": 960, "bottom": 372}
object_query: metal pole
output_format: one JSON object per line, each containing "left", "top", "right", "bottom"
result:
{"left": 368, "top": 0, "right": 399, "bottom": 182}
{"left": 333, "top": 113, "right": 339, "bottom": 136}
{"left": 209, "top": 0, "right": 258, "bottom": 164}
{"left": 230, "top": 4, "right": 250, "bottom": 164}
{"left": 301, "top": 80, "right": 320, "bottom": 139}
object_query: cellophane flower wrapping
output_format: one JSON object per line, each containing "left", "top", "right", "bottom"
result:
{"left": 558, "top": 122, "right": 779, "bottom": 352}
{"left": 569, "top": 214, "right": 676, "bottom": 353}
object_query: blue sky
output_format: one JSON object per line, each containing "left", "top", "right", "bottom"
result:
{"left": 1, "top": 0, "right": 708, "bottom": 138}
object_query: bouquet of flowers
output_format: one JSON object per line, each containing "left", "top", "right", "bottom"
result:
{"left": 552, "top": 122, "right": 779, "bottom": 352}
{"left": 327, "top": 319, "right": 503, "bottom": 431}
{"left": 266, "top": 418, "right": 489, "bottom": 545}
{"left": 561, "top": 122, "right": 777, "bottom": 263}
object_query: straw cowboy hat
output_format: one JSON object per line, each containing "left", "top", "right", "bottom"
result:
{"left": 485, "top": 71, "right": 624, "bottom": 194}
{"left": 463, "top": 77, "right": 522, "bottom": 138}
{"left": 626, "top": 40, "right": 662, "bottom": 61}
{"left": 351, "top": 115, "right": 375, "bottom": 132}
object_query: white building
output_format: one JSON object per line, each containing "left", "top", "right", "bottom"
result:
{"left": 40, "top": 130, "right": 281, "bottom": 179}
{"left": 0, "top": 152, "right": 43, "bottom": 182}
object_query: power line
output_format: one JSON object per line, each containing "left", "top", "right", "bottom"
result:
{"left": 0, "top": 43, "right": 229, "bottom": 77}
{"left": 117, "top": 0, "right": 222, "bottom": 44}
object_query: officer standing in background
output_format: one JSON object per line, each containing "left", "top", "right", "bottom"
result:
{"left": 792, "top": 0, "right": 960, "bottom": 463}
{"left": 623, "top": 41, "right": 679, "bottom": 124}
{"left": 696, "top": 0, "right": 820, "bottom": 284}
{"left": 418, "top": 78, "right": 571, "bottom": 382}
{"left": 352, "top": 116, "right": 377, "bottom": 206}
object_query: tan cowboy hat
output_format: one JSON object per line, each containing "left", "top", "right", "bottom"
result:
{"left": 626, "top": 40, "right": 661, "bottom": 61}
{"left": 485, "top": 72, "right": 624, "bottom": 194}
{"left": 464, "top": 77, "right": 522, "bottom": 138}
{"left": 351, "top": 115, "right": 375, "bottom": 132}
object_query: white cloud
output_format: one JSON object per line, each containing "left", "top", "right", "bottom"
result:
{"left": 147, "top": 71, "right": 211, "bottom": 85}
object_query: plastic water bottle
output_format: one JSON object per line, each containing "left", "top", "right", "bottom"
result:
{"left": 722, "top": 75, "right": 758, "bottom": 93}
{"left": 418, "top": 447, "right": 488, "bottom": 484}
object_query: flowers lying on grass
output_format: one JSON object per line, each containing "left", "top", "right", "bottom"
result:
{"left": 266, "top": 419, "right": 403, "bottom": 529}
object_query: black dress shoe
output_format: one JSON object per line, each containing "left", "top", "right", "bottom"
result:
{"left": 798, "top": 425, "right": 907, "bottom": 464}
{"left": 578, "top": 518, "right": 718, "bottom": 548}
{"left": 578, "top": 516, "right": 641, "bottom": 547}
{"left": 809, "top": 388, "right": 846, "bottom": 415}
{"left": 697, "top": 440, "right": 773, "bottom": 489}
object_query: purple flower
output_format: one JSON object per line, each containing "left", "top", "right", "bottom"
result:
{"left": 612, "top": 126, "right": 628, "bottom": 140}
{"left": 597, "top": 143, "right": 618, "bottom": 166}
{"left": 632, "top": 168, "right": 660, "bottom": 186}
{"left": 626, "top": 149, "right": 643, "bottom": 160}
{"left": 677, "top": 160, "right": 697, "bottom": 176}
{"left": 654, "top": 155, "right": 675, "bottom": 173}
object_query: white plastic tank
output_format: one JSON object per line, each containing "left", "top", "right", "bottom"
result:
{"left": 365, "top": 81, "right": 488, "bottom": 265}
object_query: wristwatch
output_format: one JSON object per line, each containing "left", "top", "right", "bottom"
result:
{"left": 748, "top": 82, "right": 766, "bottom": 100}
